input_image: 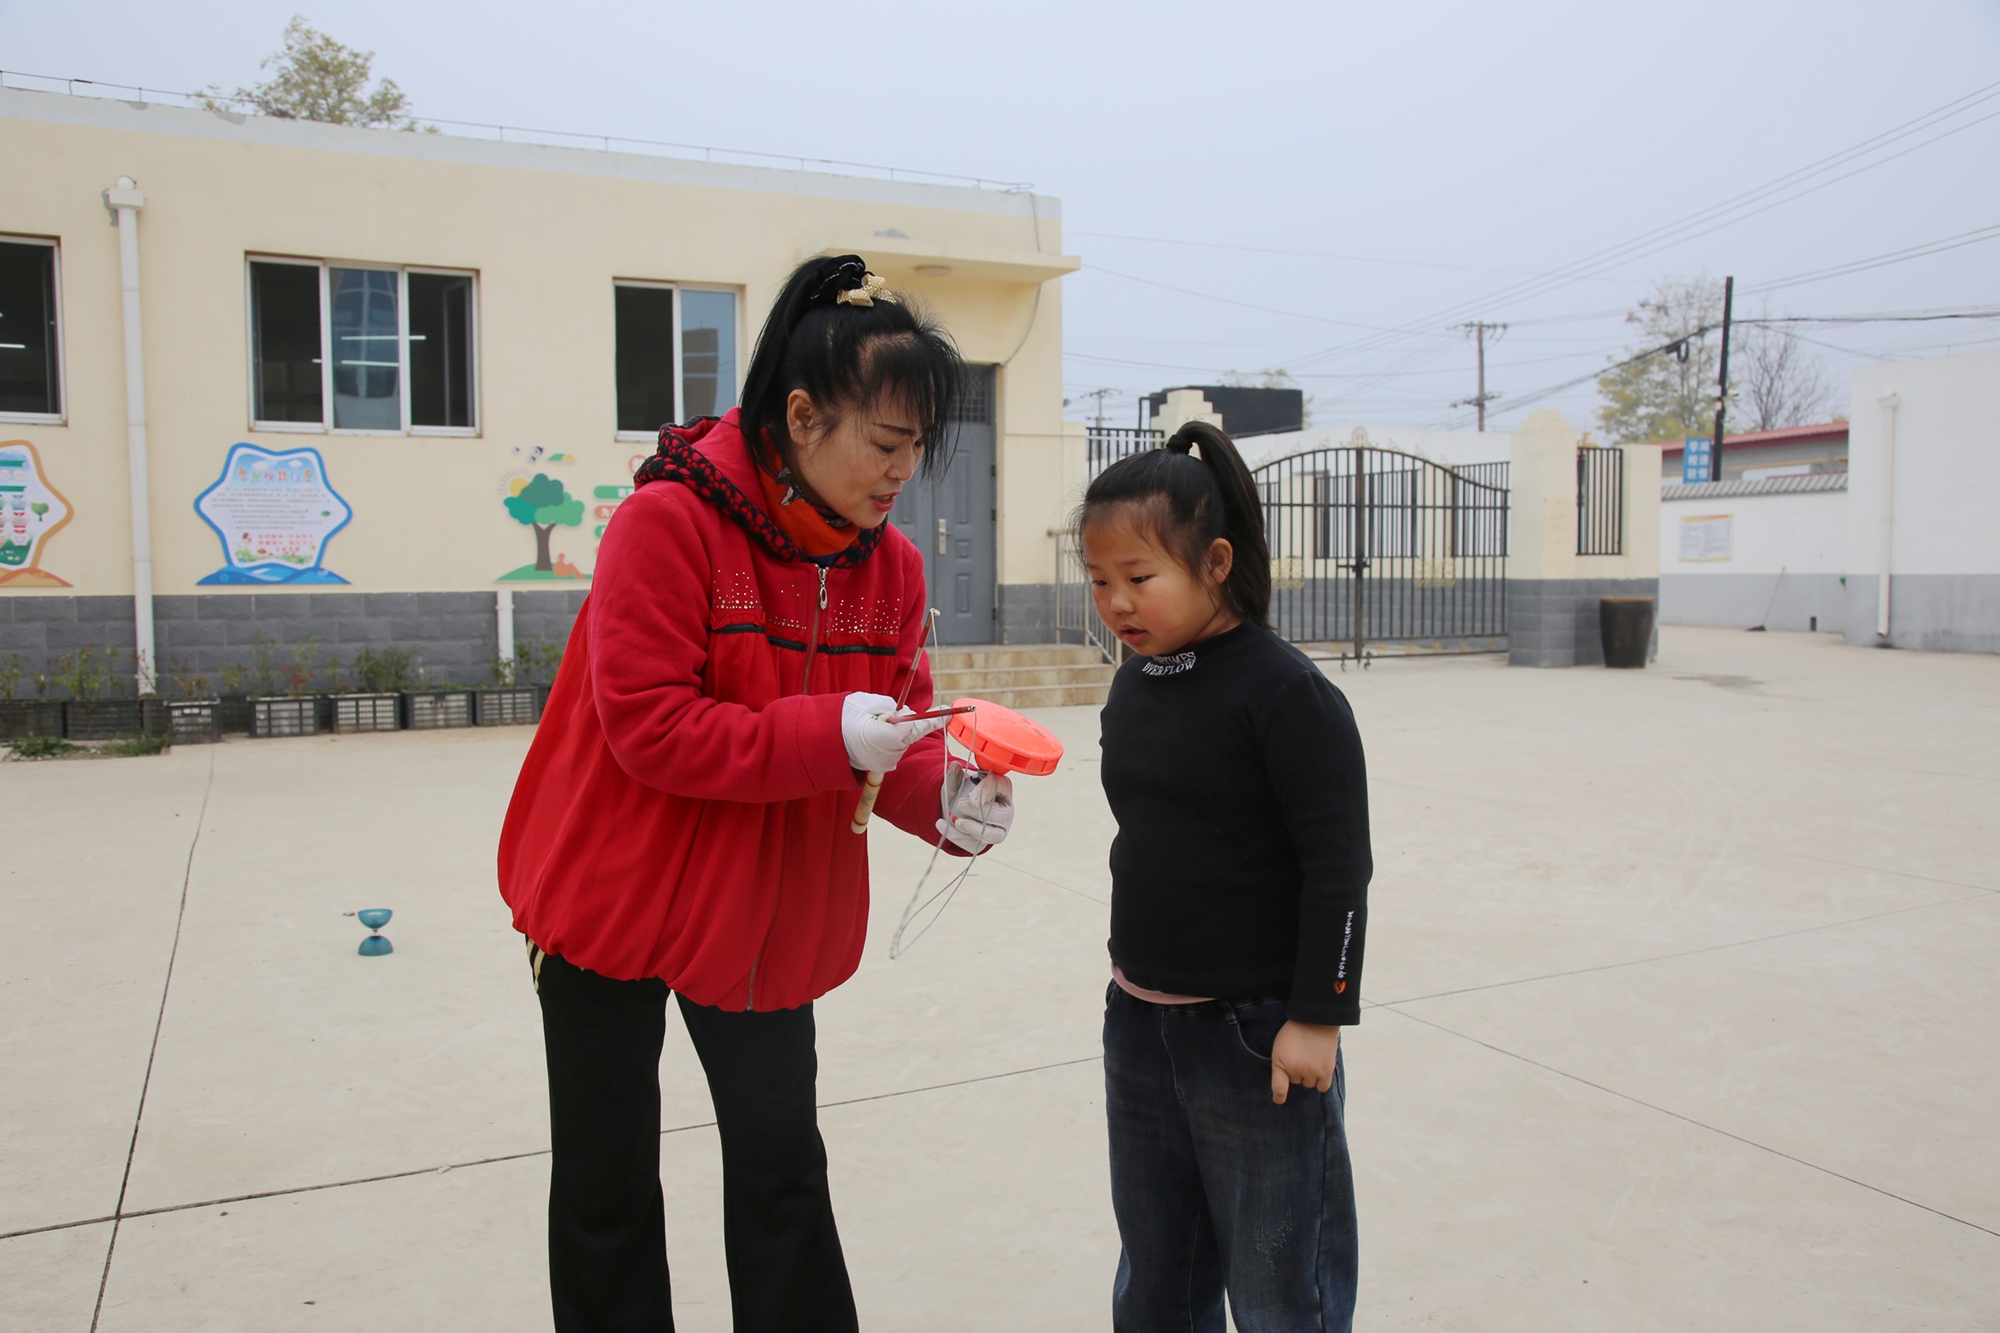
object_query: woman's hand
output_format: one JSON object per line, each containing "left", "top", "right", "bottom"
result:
{"left": 938, "top": 764, "right": 1013, "bottom": 852}
{"left": 1270, "top": 1020, "right": 1341, "bottom": 1105}
{"left": 841, "top": 693, "right": 946, "bottom": 772}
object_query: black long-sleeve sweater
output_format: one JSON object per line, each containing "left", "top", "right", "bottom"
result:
{"left": 1100, "top": 622, "right": 1371, "bottom": 1025}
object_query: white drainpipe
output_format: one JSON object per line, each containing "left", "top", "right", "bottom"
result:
{"left": 1876, "top": 392, "right": 1899, "bottom": 640}
{"left": 105, "top": 177, "right": 156, "bottom": 694}
{"left": 496, "top": 589, "right": 516, "bottom": 679}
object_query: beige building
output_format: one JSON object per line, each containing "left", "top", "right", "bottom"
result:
{"left": 0, "top": 86, "right": 1080, "bottom": 696}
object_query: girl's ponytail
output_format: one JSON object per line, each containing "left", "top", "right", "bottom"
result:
{"left": 1079, "top": 420, "right": 1271, "bottom": 626}
{"left": 1164, "top": 422, "right": 1271, "bottom": 626}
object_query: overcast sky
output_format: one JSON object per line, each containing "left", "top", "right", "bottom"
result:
{"left": 4, "top": 0, "right": 1997, "bottom": 434}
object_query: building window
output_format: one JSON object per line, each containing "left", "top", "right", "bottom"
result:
{"left": 614, "top": 282, "right": 737, "bottom": 438}
{"left": 248, "top": 258, "right": 477, "bottom": 434}
{"left": 0, "top": 238, "right": 62, "bottom": 422}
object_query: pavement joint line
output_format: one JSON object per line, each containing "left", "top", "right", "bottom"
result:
{"left": 1376, "top": 887, "right": 2000, "bottom": 1007}
{"left": 1375, "top": 774, "right": 1998, "bottom": 896}
{"left": 0, "top": 1055, "right": 1105, "bottom": 1242}
{"left": 1376, "top": 1005, "right": 2000, "bottom": 1242}
{"left": 90, "top": 747, "right": 217, "bottom": 1333}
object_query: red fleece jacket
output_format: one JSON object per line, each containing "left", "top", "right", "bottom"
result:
{"left": 497, "top": 412, "right": 949, "bottom": 1010}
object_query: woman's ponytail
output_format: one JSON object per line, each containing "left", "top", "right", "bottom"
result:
{"left": 1079, "top": 420, "right": 1271, "bottom": 627}
{"left": 1164, "top": 422, "right": 1271, "bottom": 626}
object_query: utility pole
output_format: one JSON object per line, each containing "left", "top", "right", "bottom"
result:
{"left": 1077, "top": 387, "right": 1117, "bottom": 430}
{"left": 1453, "top": 321, "right": 1507, "bottom": 430}
{"left": 1711, "top": 275, "right": 1734, "bottom": 478}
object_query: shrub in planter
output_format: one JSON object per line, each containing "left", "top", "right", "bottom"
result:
{"left": 251, "top": 695, "right": 324, "bottom": 738}
{"left": 66, "top": 698, "right": 166, "bottom": 741}
{"left": 474, "top": 686, "right": 539, "bottom": 726}
{"left": 0, "top": 698, "right": 65, "bottom": 739}
{"left": 331, "top": 693, "right": 401, "bottom": 733}
{"left": 166, "top": 699, "right": 223, "bottom": 746}
{"left": 403, "top": 688, "right": 473, "bottom": 730}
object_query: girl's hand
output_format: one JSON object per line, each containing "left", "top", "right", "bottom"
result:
{"left": 1270, "top": 1020, "right": 1341, "bottom": 1105}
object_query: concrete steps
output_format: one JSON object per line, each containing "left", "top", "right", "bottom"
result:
{"left": 929, "top": 643, "right": 1116, "bottom": 709}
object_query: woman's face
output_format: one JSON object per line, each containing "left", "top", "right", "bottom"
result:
{"left": 784, "top": 388, "right": 923, "bottom": 529}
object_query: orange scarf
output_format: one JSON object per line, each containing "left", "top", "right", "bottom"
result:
{"left": 755, "top": 467, "right": 860, "bottom": 558}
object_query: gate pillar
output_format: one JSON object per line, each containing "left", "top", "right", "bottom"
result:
{"left": 1506, "top": 410, "right": 1662, "bottom": 667}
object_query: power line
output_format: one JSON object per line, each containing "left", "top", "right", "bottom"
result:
{"left": 1080, "top": 264, "right": 1423, "bottom": 333}
{"left": 1067, "top": 230, "right": 1573, "bottom": 279}
{"left": 1745, "top": 222, "right": 2000, "bottom": 294}
{"left": 1272, "top": 78, "right": 2000, "bottom": 377}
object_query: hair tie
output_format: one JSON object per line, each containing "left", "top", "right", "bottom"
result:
{"left": 834, "top": 273, "right": 888, "bottom": 307}
{"left": 806, "top": 255, "right": 889, "bottom": 310}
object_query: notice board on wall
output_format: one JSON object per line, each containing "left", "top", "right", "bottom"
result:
{"left": 1678, "top": 514, "right": 1733, "bottom": 562}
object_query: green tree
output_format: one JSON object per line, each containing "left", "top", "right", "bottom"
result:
{"left": 200, "top": 15, "right": 424, "bottom": 130}
{"left": 1596, "top": 277, "right": 1725, "bottom": 444}
{"left": 505, "top": 474, "right": 585, "bottom": 573}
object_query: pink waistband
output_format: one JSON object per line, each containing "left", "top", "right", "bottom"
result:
{"left": 1112, "top": 962, "right": 1212, "bottom": 1005}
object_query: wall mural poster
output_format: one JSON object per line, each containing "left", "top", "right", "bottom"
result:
{"left": 194, "top": 443, "right": 353, "bottom": 584}
{"left": 0, "top": 440, "right": 73, "bottom": 587}
{"left": 498, "top": 470, "right": 589, "bottom": 581}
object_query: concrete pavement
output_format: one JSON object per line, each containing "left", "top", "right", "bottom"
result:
{"left": 2, "top": 626, "right": 1994, "bottom": 1330}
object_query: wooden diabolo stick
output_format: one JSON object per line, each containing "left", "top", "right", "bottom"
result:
{"left": 850, "top": 608, "right": 941, "bottom": 834}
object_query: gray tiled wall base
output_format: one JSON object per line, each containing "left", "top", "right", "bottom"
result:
{"left": 998, "top": 583, "right": 1058, "bottom": 645}
{"left": 0, "top": 589, "right": 590, "bottom": 694}
{"left": 1507, "top": 578, "right": 1661, "bottom": 667}
{"left": 1659, "top": 572, "right": 1848, "bottom": 633}
{"left": 1841, "top": 574, "right": 2000, "bottom": 653}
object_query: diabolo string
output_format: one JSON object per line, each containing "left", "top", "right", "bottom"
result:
{"left": 890, "top": 705, "right": 988, "bottom": 959}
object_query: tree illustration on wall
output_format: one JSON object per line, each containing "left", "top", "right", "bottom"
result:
{"left": 502, "top": 473, "right": 584, "bottom": 578}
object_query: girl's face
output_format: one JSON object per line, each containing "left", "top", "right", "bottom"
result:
{"left": 784, "top": 388, "right": 923, "bottom": 529}
{"left": 1084, "top": 507, "right": 1240, "bottom": 657}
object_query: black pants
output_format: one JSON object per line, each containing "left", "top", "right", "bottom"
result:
{"left": 533, "top": 945, "right": 857, "bottom": 1333}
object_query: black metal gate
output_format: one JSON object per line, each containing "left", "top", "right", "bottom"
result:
{"left": 1255, "top": 446, "right": 1508, "bottom": 661}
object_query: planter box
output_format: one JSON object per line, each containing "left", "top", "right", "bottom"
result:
{"left": 217, "top": 694, "right": 253, "bottom": 734}
{"left": 403, "top": 690, "right": 473, "bottom": 730}
{"left": 166, "top": 699, "right": 223, "bottom": 746}
{"left": 474, "top": 687, "right": 540, "bottom": 727}
{"left": 251, "top": 695, "right": 325, "bottom": 738}
{"left": 332, "top": 693, "right": 402, "bottom": 734}
{"left": 65, "top": 698, "right": 166, "bottom": 741}
{"left": 0, "top": 699, "right": 65, "bottom": 739}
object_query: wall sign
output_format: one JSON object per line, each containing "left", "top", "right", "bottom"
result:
{"left": 1682, "top": 437, "right": 1714, "bottom": 484}
{"left": 0, "top": 440, "right": 73, "bottom": 587}
{"left": 1678, "top": 514, "right": 1733, "bottom": 562}
{"left": 195, "top": 444, "right": 353, "bottom": 584}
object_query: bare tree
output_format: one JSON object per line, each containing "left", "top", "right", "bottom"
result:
{"left": 1733, "top": 317, "right": 1842, "bottom": 430}
{"left": 200, "top": 15, "right": 423, "bottom": 130}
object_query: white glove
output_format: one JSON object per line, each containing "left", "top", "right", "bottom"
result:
{"left": 841, "top": 692, "right": 947, "bottom": 773}
{"left": 938, "top": 763, "right": 1013, "bottom": 852}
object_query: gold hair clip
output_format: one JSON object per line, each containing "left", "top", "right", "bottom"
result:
{"left": 834, "top": 273, "right": 888, "bottom": 307}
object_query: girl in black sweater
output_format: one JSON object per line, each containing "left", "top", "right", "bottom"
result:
{"left": 1084, "top": 422, "right": 1369, "bottom": 1333}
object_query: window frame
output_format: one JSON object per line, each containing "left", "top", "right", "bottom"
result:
{"left": 612, "top": 279, "right": 741, "bottom": 443}
{"left": 245, "top": 255, "right": 480, "bottom": 437}
{"left": 0, "top": 234, "right": 67, "bottom": 427}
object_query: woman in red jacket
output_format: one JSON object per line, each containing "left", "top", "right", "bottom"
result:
{"left": 499, "top": 256, "right": 1014, "bottom": 1333}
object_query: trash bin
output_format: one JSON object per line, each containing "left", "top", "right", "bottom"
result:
{"left": 1599, "top": 597, "right": 1655, "bottom": 669}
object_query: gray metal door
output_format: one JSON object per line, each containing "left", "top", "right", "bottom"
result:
{"left": 891, "top": 365, "right": 996, "bottom": 645}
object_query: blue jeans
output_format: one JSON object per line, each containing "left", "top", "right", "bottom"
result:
{"left": 1104, "top": 982, "right": 1357, "bottom": 1333}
